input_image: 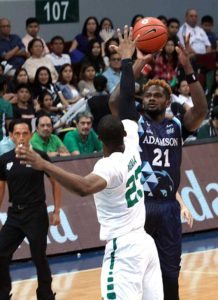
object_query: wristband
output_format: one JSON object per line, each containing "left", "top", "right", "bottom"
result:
{"left": 186, "top": 73, "right": 198, "bottom": 84}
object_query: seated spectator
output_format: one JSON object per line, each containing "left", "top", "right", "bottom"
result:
{"left": 5, "top": 68, "right": 31, "bottom": 104}
{"left": 167, "top": 18, "right": 180, "bottom": 44}
{"left": 36, "top": 90, "right": 64, "bottom": 127}
{"left": 46, "top": 36, "right": 71, "bottom": 72}
{"left": 173, "top": 80, "right": 193, "bottom": 108}
{"left": 78, "top": 63, "right": 96, "bottom": 98}
{"left": 99, "top": 17, "right": 115, "bottom": 59}
{"left": 0, "top": 18, "right": 27, "bottom": 75}
{"left": 102, "top": 52, "right": 122, "bottom": 93}
{"left": 69, "top": 16, "right": 101, "bottom": 63}
{"left": 0, "top": 75, "right": 13, "bottom": 142}
{"left": 32, "top": 66, "right": 60, "bottom": 106}
{"left": 102, "top": 37, "right": 119, "bottom": 68}
{"left": 197, "top": 106, "right": 218, "bottom": 139}
{"left": 206, "top": 68, "right": 218, "bottom": 105}
{"left": 30, "top": 114, "right": 70, "bottom": 157}
{"left": 201, "top": 15, "right": 217, "bottom": 51}
{"left": 99, "top": 17, "right": 114, "bottom": 32}
{"left": 12, "top": 83, "right": 35, "bottom": 121}
{"left": 56, "top": 63, "right": 82, "bottom": 105}
{"left": 63, "top": 111, "right": 102, "bottom": 156}
{"left": 22, "top": 17, "right": 49, "bottom": 55}
{"left": 22, "top": 38, "right": 58, "bottom": 82}
{"left": 87, "top": 75, "right": 111, "bottom": 132}
{"left": 177, "top": 9, "right": 211, "bottom": 56}
{"left": 153, "top": 37, "right": 179, "bottom": 87}
{"left": 81, "top": 39, "right": 106, "bottom": 75}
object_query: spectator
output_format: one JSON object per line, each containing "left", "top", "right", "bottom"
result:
{"left": 177, "top": 9, "right": 211, "bottom": 55}
{"left": 56, "top": 63, "right": 82, "bottom": 105}
{"left": 167, "top": 18, "right": 180, "bottom": 44}
{"left": 69, "top": 16, "right": 101, "bottom": 63}
{"left": 102, "top": 37, "right": 119, "bottom": 68}
{"left": 0, "top": 18, "right": 27, "bottom": 75}
{"left": 22, "top": 38, "right": 58, "bottom": 82}
{"left": 63, "top": 111, "right": 102, "bottom": 156}
{"left": 88, "top": 75, "right": 111, "bottom": 132}
{"left": 0, "top": 75, "right": 13, "bottom": 142}
{"left": 173, "top": 79, "right": 193, "bottom": 108}
{"left": 201, "top": 15, "right": 217, "bottom": 51}
{"left": 30, "top": 114, "right": 70, "bottom": 157}
{"left": 12, "top": 83, "right": 35, "bottom": 121}
{"left": 197, "top": 105, "right": 218, "bottom": 139}
{"left": 81, "top": 38, "right": 106, "bottom": 74}
{"left": 78, "top": 63, "right": 96, "bottom": 98}
{"left": 46, "top": 36, "right": 71, "bottom": 72}
{"left": 99, "top": 17, "right": 114, "bottom": 31}
{"left": 102, "top": 52, "right": 122, "bottom": 93}
{"left": 153, "top": 37, "right": 179, "bottom": 87}
{"left": 32, "top": 66, "right": 60, "bottom": 107}
{"left": 22, "top": 17, "right": 49, "bottom": 55}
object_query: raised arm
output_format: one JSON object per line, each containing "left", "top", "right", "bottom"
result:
{"left": 109, "top": 27, "right": 152, "bottom": 118}
{"left": 176, "top": 36, "right": 208, "bottom": 131}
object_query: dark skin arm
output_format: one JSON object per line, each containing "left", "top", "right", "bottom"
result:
{"left": 16, "top": 147, "right": 107, "bottom": 197}
{"left": 176, "top": 36, "right": 208, "bottom": 131}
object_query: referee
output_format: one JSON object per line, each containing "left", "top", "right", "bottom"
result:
{"left": 0, "top": 119, "right": 61, "bottom": 300}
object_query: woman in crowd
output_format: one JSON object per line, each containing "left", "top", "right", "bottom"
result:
{"left": 22, "top": 38, "right": 58, "bottom": 82}
{"left": 32, "top": 66, "right": 60, "bottom": 108}
{"left": 81, "top": 39, "right": 106, "bottom": 75}
{"left": 56, "top": 63, "right": 82, "bottom": 105}
{"left": 153, "top": 37, "right": 179, "bottom": 87}
{"left": 78, "top": 63, "right": 96, "bottom": 98}
{"left": 69, "top": 16, "right": 101, "bottom": 63}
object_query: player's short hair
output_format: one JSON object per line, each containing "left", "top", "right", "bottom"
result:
{"left": 98, "top": 115, "right": 125, "bottom": 147}
{"left": 143, "top": 79, "right": 172, "bottom": 100}
{"left": 9, "top": 119, "right": 32, "bottom": 133}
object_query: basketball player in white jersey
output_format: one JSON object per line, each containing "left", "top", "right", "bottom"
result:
{"left": 16, "top": 27, "right": 163, "bottom": 300}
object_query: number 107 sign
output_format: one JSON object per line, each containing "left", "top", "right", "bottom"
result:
{"left": 35, "top": 0, "right": 79, "bottom": 24}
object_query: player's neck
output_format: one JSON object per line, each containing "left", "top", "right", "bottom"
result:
{"left": 103, "top": 144, "right": 125, "bottom": 157}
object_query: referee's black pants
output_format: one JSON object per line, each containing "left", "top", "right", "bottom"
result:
{"left": 0, "top": 202, "right": 55, "bottom": 300}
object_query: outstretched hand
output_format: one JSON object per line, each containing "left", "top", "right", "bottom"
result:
{"left": 15, "top": 146, "right": 45, "bottom": 170}
{"left": 175, "top": 34, "right": 193, "bottom": 69}
{"left": 109, "top": 25, "right": 139, "bottom": 60}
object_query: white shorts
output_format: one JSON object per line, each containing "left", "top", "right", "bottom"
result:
{"left": 101, "top": 228, "right": 163, "bottom": 300}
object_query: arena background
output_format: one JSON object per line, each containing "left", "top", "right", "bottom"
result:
{"left": 0, "top": 0, "right": 217, "bottom": 43}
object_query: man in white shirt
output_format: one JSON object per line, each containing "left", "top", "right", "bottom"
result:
{"left": 22, "top": 17, "right": 49, "bottom": 56}
{"left": 16, "top": 26, "right": 163, "bottom": 300}
{"left": 177, "top": 9, "right": 211, "bottom": 55}
{"left": 46, "top": 36, "right": 71, "bottom": 72}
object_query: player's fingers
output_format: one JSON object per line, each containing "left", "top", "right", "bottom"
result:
{"left": 128, "top": 26, "right": 133, "bottom": 41}
{"left": 123, "top": 24, "right": 129, "bottom": 40}
{"left": 116, "top": 28, "right": 123, "bottom": 43}
{"left": 184, "top": 33, "right": 191, "bottom": 48}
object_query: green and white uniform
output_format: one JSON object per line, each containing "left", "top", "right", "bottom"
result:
{"left": 92, "top": 120, "right": 163, "bottom": 300}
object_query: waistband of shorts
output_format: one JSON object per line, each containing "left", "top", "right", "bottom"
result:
{"left": 106, "top": 226, "right": 145, "bottom": 243}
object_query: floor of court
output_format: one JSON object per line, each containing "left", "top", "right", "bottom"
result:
{"left": 10, "top": 229, "right": 218, "bottom": 299}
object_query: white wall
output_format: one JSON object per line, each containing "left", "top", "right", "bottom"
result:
{"left": 0, "top": 0, "right": 217, "bottom": 43}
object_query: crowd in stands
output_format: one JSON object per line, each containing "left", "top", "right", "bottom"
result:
{"left": 0, "top": 9, "right": 218, "bottom": 157}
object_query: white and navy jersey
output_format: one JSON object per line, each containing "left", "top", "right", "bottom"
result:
{"left": 138, "top": 114, "right": 182, "bottom": 200}
{"left": 92, "top": 120, "right": 145, "bottom": 241}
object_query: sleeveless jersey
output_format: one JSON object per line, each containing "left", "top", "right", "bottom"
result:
{"left": 138, "top": 114, "right": 182, "bottom": 200}
{"left": 92, "top": 120, "right": 145, "bottom": 241}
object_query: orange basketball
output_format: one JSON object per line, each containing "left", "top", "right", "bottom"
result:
{"left": 133, "top": 17, "right": 168, "bottom": 53}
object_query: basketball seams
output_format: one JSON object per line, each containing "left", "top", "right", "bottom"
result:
{"left": 136, "top": 32, "right": 168, "bottom": 42}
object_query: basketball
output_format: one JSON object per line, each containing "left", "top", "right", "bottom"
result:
{"left": 132, "top": 17, "right": 168, "bottom": 53}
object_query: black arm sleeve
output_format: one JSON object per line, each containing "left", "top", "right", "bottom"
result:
{"left": 118, "top": 59, "right": 139, "bottom": 121}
